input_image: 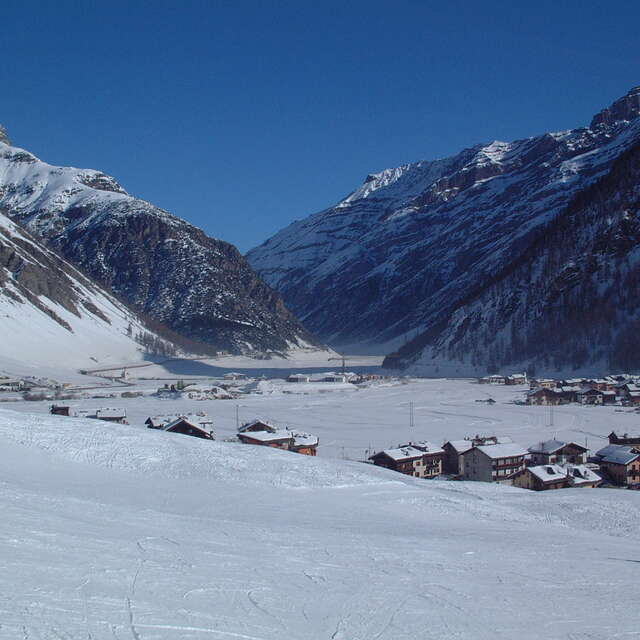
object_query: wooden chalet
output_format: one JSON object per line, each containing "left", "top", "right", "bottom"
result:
{"left": 514, "top": 464, "right": 601, "bottom": 491}
{"left": 163, "top": 415, "right": 215, "bottom": 440}
{"left": 609, "top": 431, "right": 640, "bottom": 446}
{"left": 594, "top": 445, "right": 640, "bottom": 486}
{"left": 50, "top": 404, "right": 72, "bottom": 416}
{"left": 237, "top": 418, "right": 318, "bottom": 455}
{"left": 94, "top": 408, "right": 127, "bottom": 424}
{"left": 145, "top": 415, "right": 171, "bottom": 429}
{"left": 526, "top": 387, "right": 567, "bottom": 405}
{"left": 369, "top": 441, "right": 444, "bottom": 478}
{"left": 527, "top": 439, "right": 588, "bottom": 465}
{"left": 513, "top": 464, "right": 568, "bottom": 491}
{"left": 577, "top": 388, "right": 604, "bottom": 405}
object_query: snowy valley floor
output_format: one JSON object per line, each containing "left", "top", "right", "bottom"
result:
{"left": 0, "top": 380, "right": 639, "bottom": 639}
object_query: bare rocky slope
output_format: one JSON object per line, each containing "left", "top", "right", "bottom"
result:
{"left": 247, "top": 87, "right": 640, "bottom": 372}
{"left": 0, "top": 129, "right": 319, "bottom": 355}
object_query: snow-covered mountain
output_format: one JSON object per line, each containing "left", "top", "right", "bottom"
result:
{"left": 0, "top": 210, "right": 169, "bottom": 377}
{"left": 247, "top": 87, "right": 640, "bottom": 372}
{"left": 0, "top": 131, "right": 319, "bottom": 355}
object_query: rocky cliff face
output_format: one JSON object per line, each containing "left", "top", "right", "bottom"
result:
{"left": 0, "top": 138, "right": 319, "bottom": 354}
{"left": 247, "top": 87, "right": 640, "bottom": 371}
{"left": 0, "top": 209, "right": 169, "bottom": 371}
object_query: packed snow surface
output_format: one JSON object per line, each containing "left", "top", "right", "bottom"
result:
{"left": 1, "top": 379, "right": 639, "bottom": 638}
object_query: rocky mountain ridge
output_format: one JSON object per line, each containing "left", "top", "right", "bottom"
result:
{"left": 247, "top": 87, "right": 640, "bottom": 372}
{"left": 0, "top": 135, "right": 319, "bottom": 355}
{"left": 0, "top": 209, "right": 170, "bottom": 373}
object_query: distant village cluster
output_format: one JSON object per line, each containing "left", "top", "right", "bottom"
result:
{"left": 479, "top": 372, "right": 640, "bottom": 406}
{"left": 367, "top": 432, "right": 640, "bottom": 491}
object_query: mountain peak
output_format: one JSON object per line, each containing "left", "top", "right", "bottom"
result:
{"left": 0, "top": 125, "right": 10, "bottom": 145}
{"left": 590, "top": 86, "right": 640, "bottom": 129}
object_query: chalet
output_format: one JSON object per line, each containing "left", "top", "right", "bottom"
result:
{"left": 94, "top": 408, "right": 127, "bottom": 424}
{"left": 565, "top": 464, "right": 602, "bottom": 488}
{"left": 615, "top": 381, "right": 640, "bottom": 399}
{"left": 369, "top": 441, "right": 444, "bottom": 478}
{"left": 577, "top": 388, "right": 604, "bottom": 405}
{"left": 479, "top": 374, "right": 506, "bottom": 385}
{"left": 287, "top": 373, "right": 310, "bottom": 383}
{"left": 145, "top": 414, "right": 175, "bottom": 429}
{"left": 505, "top": 373, "right": 527, "bottom": 385}
{"left": 461, "top": 442, "right": 527, "bottom": 484}
{"left": 559, "top": 385, "right": 580, "bottom": 403}
{"left": 513, "top": 464, "right": 569, "bottom": 491}
{"left": 593, "top": 444, "right": 640, "bottom": 486}
{"left": 237, "top": 418, "right": 318, "bottom": 455}
{"left": 514, "top": 464, "right": 601, "bottom": 491}
{"left": 239, "top": 418, "right": 278, "bottom": 434}
{"left": 527, "top": 439, "right": 588, "bottom": 465}
{"left": 163, "top": 415, "right": 215, "bottom": 440}
{"left": 526, "top": 387, "right": 566, "bottom": 405}
{"left": 238, "top": 429, "right": 294, "bottom": 449}
{"left": 50, "top": 404, "right": 72, "bottom": 416}
{"left": 537, "top": 379, "right": 559, "bottom": 389}
{"left": 289, "top": 432, "right": 319, "bottom": 456}
{"left": 608, "top": 431, "right": 640, "bottom": 446}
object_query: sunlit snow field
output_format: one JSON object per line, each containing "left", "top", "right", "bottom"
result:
{"left": 1, "top": 378, "right": 639, "bottom": 639}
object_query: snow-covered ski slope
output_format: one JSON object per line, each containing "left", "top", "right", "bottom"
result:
{"left": 1, "top": 399, "right": 639, "bottom": 639}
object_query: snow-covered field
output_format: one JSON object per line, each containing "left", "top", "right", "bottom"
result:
{"left": 1, "top": 379, "right": 639, "bottom": 639}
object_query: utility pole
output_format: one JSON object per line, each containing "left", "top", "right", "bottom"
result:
{"left": 235, "top": 404, "right": 239, "bottom": 430}
{"left": 410, "top": 401, "right": 415, "bottom": 428}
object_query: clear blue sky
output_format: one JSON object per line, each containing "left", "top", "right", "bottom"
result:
{"left": 1, "top": 0, "right": 639, "bottom": 252}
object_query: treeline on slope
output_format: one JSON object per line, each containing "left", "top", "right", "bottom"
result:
{"left": 132, "top": 313, "right": 222, "bottom": 357}
{"left": 386, "top": 141, "right": 640, "bottom": 373}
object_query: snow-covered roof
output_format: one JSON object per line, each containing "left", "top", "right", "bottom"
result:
{"left": 527, "top": 464, "right": 567, "bottom": 483}
{"left": 445, "top": 439, "right": 474, "bottom": 454}
{"left": 565, "top": 464, "right": 601, "bottom": 486}
{"left": 164, "top": 415, "right": 213, "bottom": 430}
{"left": 238, "top": 429, "right": 293, "bottom": 443}
{"left": 95, "top": 408, "right": 126, "bottom": 418}
{"left": 408, "top": 440, "right": 443, "bottom": 454}
{"left": 528, "top": 439, "right": 586, "bottom": 454}
{"left": 373, "top": 446, "right": 425, "bottom": 462}
{"left": 292, "top": 432, "right": 319, "bottom": 447}
{"left": 238, "top": 418, "right": 277, "bottom": 433}
{"left": 595, "top": 445, "right": 640, "bottom": 465}
{"left": 475, "top": 443, "right": 528, "bottom": 459}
